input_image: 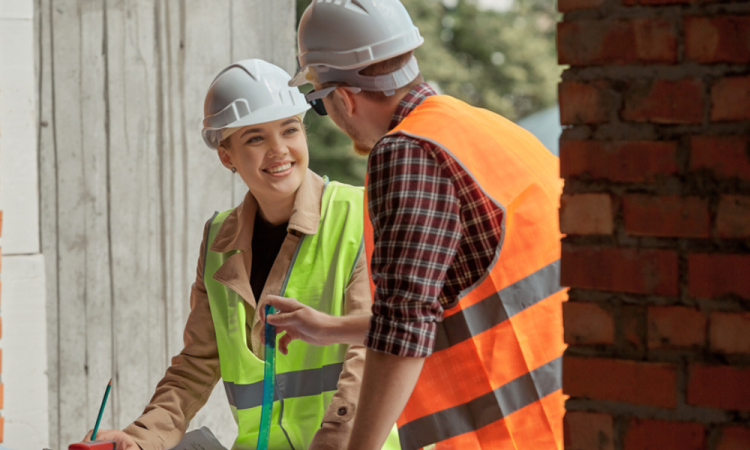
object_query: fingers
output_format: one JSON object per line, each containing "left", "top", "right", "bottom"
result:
{"left": 260, "top": 326, "right": 288, "bottom": 346}
{"left": 266, "top": 311, "right": 298, "bottom": 327}
{"left": 278, "top": 332, "right": 294, "bottom": 355}
{"left": 83, "top": 429, "right": 94, "bottom": 441}
{"left": 265, "top": 295, "right": 304, "bottom": 314}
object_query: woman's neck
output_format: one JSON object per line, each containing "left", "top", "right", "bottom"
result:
{"left": 256, "top": 194, "right": 295, "bottom": 225}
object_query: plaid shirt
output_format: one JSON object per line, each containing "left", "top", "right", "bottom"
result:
{"left": 364, "top": 84, "right": 505, "bottom": 358}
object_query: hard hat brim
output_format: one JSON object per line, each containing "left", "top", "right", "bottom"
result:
{"left": 289, "top": 67, "right": 311, "bottom": 87}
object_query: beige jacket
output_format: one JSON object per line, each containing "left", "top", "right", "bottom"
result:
{"left": 124, "top": 170, "right": 370, "bottom": 450}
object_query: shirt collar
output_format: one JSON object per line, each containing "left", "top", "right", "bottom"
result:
{"left": 210, "top": 169, "right": 324, "bottom": 253}
{"left": 388, "top": 83, "right": 438, "bottom": 131}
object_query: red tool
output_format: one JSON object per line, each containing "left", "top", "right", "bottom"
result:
{"left": 68, "top": 441, "right": 116, "bottom": 450}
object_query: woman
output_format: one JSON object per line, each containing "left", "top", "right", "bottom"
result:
{"left": 86, "top": 59, "right": 399, "bottom": 450}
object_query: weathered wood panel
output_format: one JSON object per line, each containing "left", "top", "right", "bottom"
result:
{"left": 37, "top": 1, "right": 296, "bottom": 447}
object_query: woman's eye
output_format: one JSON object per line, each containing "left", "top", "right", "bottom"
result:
{"left": 284, "top": 127, "right": 299, "bottom": 135}
{"left": 246, "top": 136, "right": 263, "bottom": 144}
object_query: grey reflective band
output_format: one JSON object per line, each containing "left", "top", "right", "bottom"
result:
{"left": 398, "top": 356, "right": 562, "bottom": 450}
{"left": 434, "top": 260, "right": 562, "bottom": 351}
{"left": 225, "top": 362, "right": 344, "bottom": 410}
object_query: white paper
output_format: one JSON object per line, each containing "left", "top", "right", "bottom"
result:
{"left": 169, "top": 427, "right": 228, "bottom": 450}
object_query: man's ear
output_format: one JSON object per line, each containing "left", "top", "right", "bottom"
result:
{"left": 335, "top": 88, "right": 357, "bottom": 118}
{"left": 217, "top": 144, "right": 234, "bottom": 170}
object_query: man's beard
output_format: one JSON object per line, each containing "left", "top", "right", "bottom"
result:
{"left": 351, "top": 140, "right": 372, "bottom": 156}
{"left": 327, "top": 100, "right": 373, "bottom": 156}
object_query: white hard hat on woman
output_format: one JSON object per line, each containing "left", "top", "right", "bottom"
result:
{"left": 202, "top": 58, "right": 310, "bottom": 149}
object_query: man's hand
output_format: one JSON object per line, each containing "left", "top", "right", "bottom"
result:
{"left": 259, "top": 295, "right": 334, "bottom": 354}
{"left": 82, "top": 429, "right": 139, "bottom": 450}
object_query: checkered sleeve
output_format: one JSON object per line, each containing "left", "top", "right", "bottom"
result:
{"left": 364, "top": 137, "right": 463, "bottom": 358}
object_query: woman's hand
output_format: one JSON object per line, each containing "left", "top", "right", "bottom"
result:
{"left": 82, "top": 429, "right": 140, "bottom": 450}
{"left": 259, "top": 295, "right": 336, "bottom": 354}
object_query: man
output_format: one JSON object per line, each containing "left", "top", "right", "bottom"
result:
{"left": 263, "top": 1, "right": 566, "bottom": 449}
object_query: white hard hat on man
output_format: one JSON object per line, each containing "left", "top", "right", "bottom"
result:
{"left": 290, "top": 0, "right": 424, "bottom": 96}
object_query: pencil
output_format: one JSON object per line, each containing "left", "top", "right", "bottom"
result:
{"left": 91, "top": 379, "right": 112, "bottom": 441}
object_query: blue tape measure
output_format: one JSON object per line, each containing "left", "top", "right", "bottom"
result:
{"left": 256, "top": 304, "right": 277, "bottom": 450}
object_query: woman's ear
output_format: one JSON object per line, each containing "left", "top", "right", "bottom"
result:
{"left": 217, "top": 143, "right": 234, "bottom": 170}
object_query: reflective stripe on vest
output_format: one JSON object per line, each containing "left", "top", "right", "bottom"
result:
{"left": 224, "top": 362, "right": 344, "bottom": 410}
{"left": 364, "top": 95, "right": 566, "bottom": 450}
{"left": 204, "top": 181, "right": 404, "bottom": 450}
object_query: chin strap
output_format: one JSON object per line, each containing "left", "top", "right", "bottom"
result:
{"left": 314, "top": 56, "right": 420, "bottom": 96}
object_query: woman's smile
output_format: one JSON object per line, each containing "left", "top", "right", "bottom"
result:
{"left": 263, "top": 161, "right": 296, "bottom": 177}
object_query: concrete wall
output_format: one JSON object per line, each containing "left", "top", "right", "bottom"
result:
{"left": 0, "top": 0, "right": 50, "bottom": 448}
{"left": 33, "top": 0, "right": 296, "bottom": 448}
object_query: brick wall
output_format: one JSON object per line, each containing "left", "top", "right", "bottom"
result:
{"left": 557, "top": 0, "right": 750, "bottom": 449}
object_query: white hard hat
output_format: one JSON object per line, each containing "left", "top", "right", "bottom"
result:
{"left": 289, "top": 0, "right": 424, "bottom": 94}
{"left": 202, "top": 59, "right": 310, "bottom": 149}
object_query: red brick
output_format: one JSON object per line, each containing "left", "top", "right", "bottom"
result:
{"left": 686, "top": 16, "right": 750, "bottom": 64}
{"left": 623, "top": 195, "right": 710, "bottom": 238}
{"left": 558, "top": 0, "right": 603, "bottom": 12}
{"left": 688, "top": 364, "right": 750, "bottom": 410}
{"left": 560, "top": 194, "right": 614, "bottom": 235}
{"left": 558, "top": 19, "right": 677, "bottom": 66}
{"left": 691, "top": 136, "right": 750, "bottom": 181}
{"left": 564, "top": 356, "right": 677, "bottom": 408}
{"left": 561, "top": 140, "right": 679, "bottom": 183}
{"left": 0, "top": 416, "right": 4, "bottom": 443}
{"left": 718, "top": 427, "right": 750, "bottom": 450}
{"left": 689, "top": 254, "right": 750, "bottom": 299}
{"left": 623, "top": 79, "right": 704, "bottom": 124}
{"left": 564, "top": 411, "right": 615, "bottom": 450}
{"left": 624, "top": 419, "right": 705, "bottom": 450}
{"left": 712, "top": 76, "right": 750, "bottom": 122}
{"left": 717, "top": 195, "right": 750, "bottom": 238}
{"left": 710, "top": 312, "right": 750, "bottom": 354}
{"left": 647, "top": 306, "right": 706, "bottom": 349}
{"left": 562, "top": 247, "right": 679, "bottom": 296}
{"left": 622, "top": 305, "right": 646, "bottom": 351}
{"left": 559, "top": 81, "right": 614, "bottom": 125}
{"left": 564, "top": 301, "right": 615, "bottom": 345}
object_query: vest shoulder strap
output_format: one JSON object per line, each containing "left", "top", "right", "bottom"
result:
{"left": 202, "top": 209, "right": 234, "bottom": 283}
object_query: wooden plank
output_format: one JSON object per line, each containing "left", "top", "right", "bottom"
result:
{"left": 50, "top": 0, "right": 94, "bottom": 445}
{"left": 78, "top": 0, "right": 115, "bottom": 435}
{"left": 159, "top": 0, "right": 192, "bottom": 362}
{"left": 230, "top": 0, "right": 296, "bottom": 74}
{"left": 36, "top": 0, "right": 60, "bottom": 444}
{"left": 105, "top": 0, "right": 168, "bottom": 429}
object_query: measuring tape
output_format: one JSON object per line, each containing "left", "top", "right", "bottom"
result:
{"left": 256, "top": 303, "right": 277, "bottom": 450}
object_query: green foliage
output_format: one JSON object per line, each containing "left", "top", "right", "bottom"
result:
{"left": 295, "top": 0, "right": 560, "bottom": 186}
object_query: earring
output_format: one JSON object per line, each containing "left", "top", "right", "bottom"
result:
{"left": 231, "top": 167, "right": 237, "bottom": 173}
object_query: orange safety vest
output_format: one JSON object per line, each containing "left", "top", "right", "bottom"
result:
{"left": 364, "top": 95, "right": 566, "bottom": 450}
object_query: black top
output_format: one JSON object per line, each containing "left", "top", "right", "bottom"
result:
{"left": 250, "top": 214, "right": 289, "bottom": 301}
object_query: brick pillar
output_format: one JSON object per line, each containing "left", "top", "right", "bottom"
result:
{"left": 557, "top": 1, "right": 750, "bottom": 449}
